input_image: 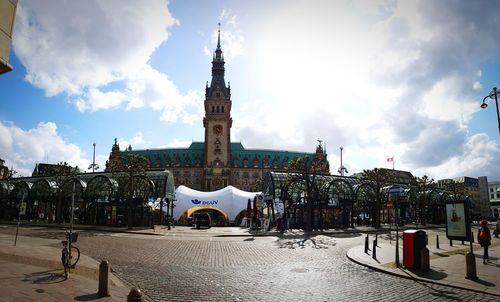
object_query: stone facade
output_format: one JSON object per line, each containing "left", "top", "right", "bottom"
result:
{"left": 0, "top": 158, "right": 10, "bottom": 180}
{"left": 0, "top": 0, "right": 17, "bottom": 74}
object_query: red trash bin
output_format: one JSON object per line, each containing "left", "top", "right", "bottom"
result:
{"left": 403, "top": 230, "right": 427, "bottom": 268}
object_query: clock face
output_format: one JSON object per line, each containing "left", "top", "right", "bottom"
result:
{"left": 213, "top": 124, "right": 222, "bottom": 136}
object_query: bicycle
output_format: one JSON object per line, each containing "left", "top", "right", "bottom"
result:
{"left": 61, "top": 232, "right": 80, "bottom": 279}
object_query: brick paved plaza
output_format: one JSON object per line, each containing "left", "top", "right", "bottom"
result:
{"left": 1, "top": 225, "right": 498, "bottom": 302}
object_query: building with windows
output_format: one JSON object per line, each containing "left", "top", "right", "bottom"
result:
{"left": 437, "top": 176, "right": 490, "bottom": 219}
{"left": 488, "top": 180, "right": 500, "bottom": 219}
{"left": 0, "top": 0, "right": 17, "bottom": 74}
{"left": 106, "top": 26, "right": 330, "bottom": 193}
{"left": 0, "top": 159, "right": 10, "bottom": 180}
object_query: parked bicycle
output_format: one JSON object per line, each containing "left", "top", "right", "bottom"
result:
{"left": 61, "top": 232, "right": 80, "bottom": 279}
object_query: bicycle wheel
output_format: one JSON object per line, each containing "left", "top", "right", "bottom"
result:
{"left": 69, "top": 246, "right": 80, "bottom": 268}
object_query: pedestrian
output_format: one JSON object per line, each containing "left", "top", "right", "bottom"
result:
{"left": 477, "top": 220, "right": 491, "bottom": 264}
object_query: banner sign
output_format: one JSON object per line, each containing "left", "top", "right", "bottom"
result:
{"left": 445, "top": 201, "right": 471, "bottom": 241}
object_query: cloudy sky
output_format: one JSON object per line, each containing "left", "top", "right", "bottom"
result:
{"left": 1, "top": 0, "right": 499, "bottom": 182}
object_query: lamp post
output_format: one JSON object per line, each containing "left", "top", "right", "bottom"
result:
{"left": 337, "top": 147, "right": 348, "bottom": 176}
{"left": 88, "top": 143, "right": 99, "bottom": 173}
{"left": 480, "top": 87, "right": 500, "bottom": 138}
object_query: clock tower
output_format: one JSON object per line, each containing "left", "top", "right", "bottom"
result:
{"left": 203, "top": 24, "right": 232, "bottom": 191}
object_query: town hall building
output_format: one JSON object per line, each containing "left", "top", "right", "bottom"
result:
{"left": 105, "top": 26, "right": 330, "bottom": 192}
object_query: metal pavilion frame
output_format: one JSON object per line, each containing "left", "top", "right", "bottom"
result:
{"left": 263, "top": 172, "right": 472, "bottom": 230}
{"left": 0, "top": 170, "right": 174, "bottom": 227}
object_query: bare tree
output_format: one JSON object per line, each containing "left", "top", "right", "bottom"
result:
{"left": 46, "top": 162, "right": 79, "bottom": 224}
{"left": 107, "top": 154, "right": 150, "bottom": 229}
{"left": 286, "top": 156, "right": 329, "bottom": 232}
{"left": 361, "top": 168, "right": 394, "bottom": 228}
{"left": 408, "top": 175, "right": 435, "bottom": 226}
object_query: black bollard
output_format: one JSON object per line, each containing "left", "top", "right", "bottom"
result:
{"left": 127, "top": 288, "right": 144, "bottom": 302}
{"left": 372, "top": 239, "right": 377, "bottom": 260}
{"left": 461, "top": 240, "right": 464, "bottom": 245}
{"left": 471, "top": 231, "right": 474, "bottom": 243}
{"left": 375, "top": 233, "right": 378, "bottom": 247}
{"left": 465, "top": 251, "right": 477, "bottom": 280}
{"left": 450, "top": 240, "right": 453, "bottom": 247}
{"left": 98, "top": 260, "right": 110, "bottom": 297}
{"left": 364, "top": 234, "right": 369, "bottom": 253}
{"left": 436, "top": 234, "right": 440, "bottom": 249}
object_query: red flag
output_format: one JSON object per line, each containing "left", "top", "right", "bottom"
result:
{"left": 386, "top": 156, "right": 394, "bottom": 162}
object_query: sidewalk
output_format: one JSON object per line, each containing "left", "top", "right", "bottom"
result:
{"left": 346, "top": 229, "right": 500, "bottom": 297}
{"left": 1, "top": 221, "right": 498, "bottom": 299}
{"left": 0, "top": 233, "right": 130, "bottom": 301}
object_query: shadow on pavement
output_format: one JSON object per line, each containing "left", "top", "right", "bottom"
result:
{"left": 414, "top": 279, "right": 463, "bottom": 301}
{"left": 407, "top": 268, "right": 448, "bottom": 280}
{"left": 472, "top": 278, "right": 496, "bottom": 287}
{"left": 23, "top": 269, "right": 65, "bottom": 284}
{"left": 75, "top": 293, "right": 103, "bottom": 301}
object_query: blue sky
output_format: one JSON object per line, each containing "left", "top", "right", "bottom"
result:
{"left": 1, "top": 0, "right": 499, "bottom": 182}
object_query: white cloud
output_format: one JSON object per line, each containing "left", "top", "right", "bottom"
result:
{"left": 159, "top": 138, "right": 192, "bottom": 148}
{"left": 0, "top": 121, "right": 92, "bottom": 177}
{"left": 204, "top": 9, "right": 244, "bottom": 62}
{"left": 12, "top": 0, "right": 205, "bottom": 122}
{"left": 231, "top": 0, "right": 500, "bottom": 180}
{"left": 118, "top": 132, "right": 149, "bottom": 150}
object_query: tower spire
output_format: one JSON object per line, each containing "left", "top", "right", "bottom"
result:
{"left": 206, "top": 23, "right": 230, "bottom": 98}
{"left": 217, "top": 22, "right": 221, "bottom": 49}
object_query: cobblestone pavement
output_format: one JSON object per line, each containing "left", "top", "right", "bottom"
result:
{"left": 3, "top": 226, "right": 498, "bottom": 302}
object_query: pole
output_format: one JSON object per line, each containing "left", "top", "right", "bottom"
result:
{"left": 14, "top": 194, "right": 26, "bottom": 246}
{"left": 395, "top": 200, "right": 399, "bottom": 267}
{"left": 339, "top": 147, "right": 344, "bottom": 176}
{"left": 69, "top": 181, "right": 75, "bottom": 271}
{"left": 493, "top": 87, "right": 500, "bottom": 138}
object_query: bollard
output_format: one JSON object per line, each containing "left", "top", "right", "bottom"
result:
{"left": 375, "top": 233, "right": 378, "bottom": 247}
{"left": 436, "top": 234, "right": 440, "bottom": 249}
{"left": 465, "top": 251, "right": 477, "bottom": 280}
{"left": 98, "top": 260, "right": 110, "bottom": 297}
{"left": 364, "top": 234, "right": 369, "bottom": 253}
{"left": 450, "top": 240, "right": 453, "bottom": 247}
{"left": 471, "top": 231, "right": 474, "bottom": 243}
{"left": 128, "top": 288, "right": 144, "bottom": 302}
{"left": 420, "top": 247, "right": 430, "bottom": 272}
{"left": 461, "top": 240, "right": 464, "bottom": 245}
{"left": 372, "top": 239, "right": 377, "bottom": 260}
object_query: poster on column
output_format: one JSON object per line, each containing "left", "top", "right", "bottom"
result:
{"left": 445, "top": 201, "right": 471, "bottom": 241}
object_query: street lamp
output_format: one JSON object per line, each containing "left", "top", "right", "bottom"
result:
{"left": 337, "top": 147, "right": 348, "bottom": 176}
{"left": 480, "top": 87, "right": 500, "bottom": 138}
{"left": 88, "top": 143, "right": 99, "bottom": 173}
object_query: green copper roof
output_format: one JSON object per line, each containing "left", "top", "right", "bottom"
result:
{"left": 121, "top": 142, "right": 316, "bottom": 170}
{"left": 122, "top": 142, "right": 204, "bottom": 167}
{"left": 230, "top": 143, "right": 314, "bottom": 169}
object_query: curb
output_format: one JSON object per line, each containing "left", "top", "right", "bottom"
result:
{"left": 345, "top": 248, "right": 500, "bottom": 297}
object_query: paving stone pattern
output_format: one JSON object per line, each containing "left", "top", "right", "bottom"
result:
{"left": 71, "top": 234, "right": 497, "bottom": 302}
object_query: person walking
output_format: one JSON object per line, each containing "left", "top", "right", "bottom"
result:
{"left": 478, "top": 220, "right": 492, "bottom": 264}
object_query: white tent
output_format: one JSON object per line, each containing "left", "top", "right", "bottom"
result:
{"left": 173, "top": 185, "right": 261, "bottom": 222}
